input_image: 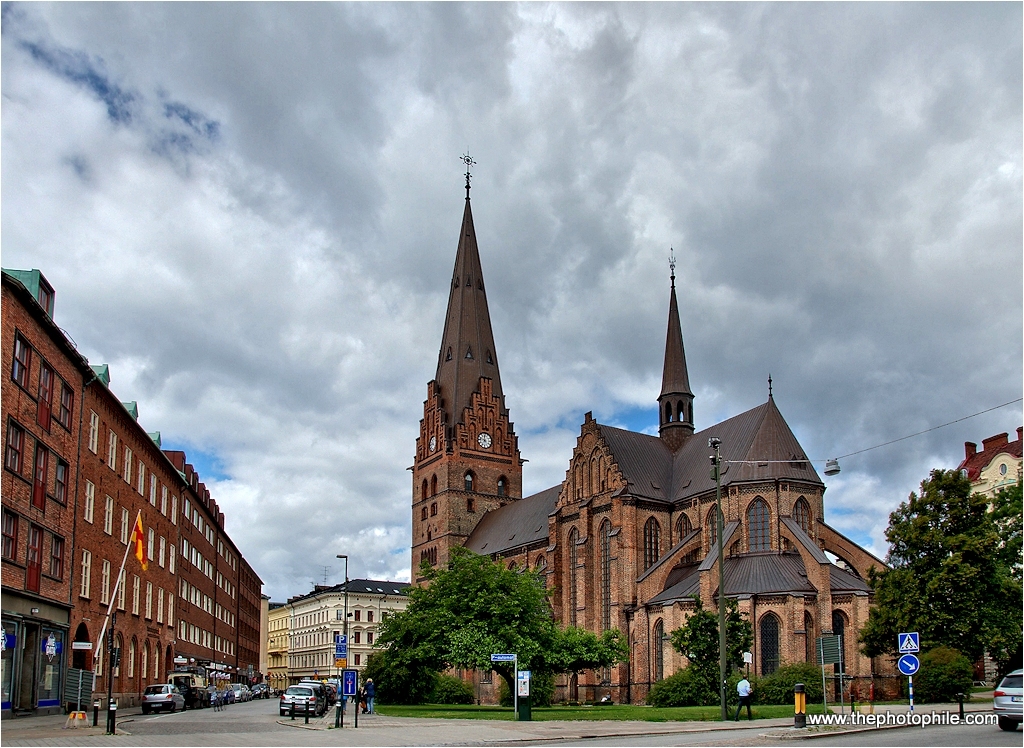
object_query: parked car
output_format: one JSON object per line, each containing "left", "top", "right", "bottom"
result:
{"left": 280, "top": 684, "right": 326, "bottom": 717}
{"left": 222, "top": 686, "right": 235, "bottom": 705}
{"left": 994, "top": 669, "right": 1023, "bottom": 731}
{"left": 251, "top": 683, "right": 269, "bottom": 699}
{"left": 229, "top": 683, "right": 251, "bottom": 703}
{"left": 141, "top": 684, "right": 185, "bottom": 714}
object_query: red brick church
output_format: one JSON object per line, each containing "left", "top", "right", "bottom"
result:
{"left": 411, "top": 180, "right": 888, "bottom": 703}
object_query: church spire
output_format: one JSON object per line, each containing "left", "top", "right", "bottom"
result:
{"left": 658, "top": 250, "right": 694, "bottom": 451}
{"left": 435, "top": 164, "right": 504, "bottom": 427}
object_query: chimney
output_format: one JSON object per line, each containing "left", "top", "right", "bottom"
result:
{"left": 964, "top": 442, "right": 977, "bottom": 460}
{"left": 982, "top": 433, "right": 1009, "bottom": 452}
{"left": 1017, "top": 426, "right": 1022, "bottom": 444}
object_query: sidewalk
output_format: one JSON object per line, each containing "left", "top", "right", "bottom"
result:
{"left": 1, "top": 704, "right": 151, "bottom": 741}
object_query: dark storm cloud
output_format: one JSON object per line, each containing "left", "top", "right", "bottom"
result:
{"left": 2, "top": 2, "right": 1019, "bottom": 599}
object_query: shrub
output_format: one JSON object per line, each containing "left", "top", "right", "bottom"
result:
{"left": 431, "top": 674, "right": 475, "bottom": 704}
{"left": 647, "top": 665, "right": 718, "bottom": 707}
{"left": 754, "top": 663, "right": 823, "bottom": 705}
{"left": 914, "top": 647, "right": 973, "bottom": 703}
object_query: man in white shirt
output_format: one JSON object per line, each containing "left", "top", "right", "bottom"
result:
{"left": 734, "top": 675, "right": 753, "bottom": 720}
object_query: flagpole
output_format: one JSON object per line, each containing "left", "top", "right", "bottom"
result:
{"left": 93, "top": 510, "right": 142, "bottom": 674}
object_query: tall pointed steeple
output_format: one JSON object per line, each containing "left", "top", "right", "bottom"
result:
{"left": 411, "top": 166, "right": 522, "bottom": 582}
{"left": 435, "top": 191, "right": 504, "bottom": 426}
{"left": 658, "top": 254, "right": 694, "bottom": 451}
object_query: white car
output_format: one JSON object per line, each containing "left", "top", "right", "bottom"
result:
{"left": 994, "top": 669, "right": 1022, "bottom": 732}
{"left": 141, "top": 684, "right": 185, "bottom": 714}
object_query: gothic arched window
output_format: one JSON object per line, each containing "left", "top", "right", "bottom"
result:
{"left": 430, "top": 502, "right": 437, "bottom": 517}
{"left": 421, "top": 479, "right": 428, "bottom": 500}
{"left": 747, "top": 498, "right": 771, "bottom": 552}
{"left": 430, "top": 475, "right": 437, "bottom": 496}
{"left": 676, "top": 513, "right": 692, "bottom": 543}
{"left": 706, "top": 507, "right": 718, "bottom": 547}
{"left": 464, "top": 472, "right": 474, "bottom": 492}
{"left": 760, "top": 613, "right": 780, "bottom": 675}
{"left": 653, "top": 619, "right": 665, "bottom": 682}
{"left": 665, "top": 402, "right": 673, "bottom": 423}
{"left": 568, "top": 527, "right": 579, "bottom": 627}
{"left": 599, "top": 520, "right": 612, "bottom": 630}
{"left": 794, "top": 497, "right": 812, "bottom": 534}
{"left": 535, "top": 555, "right": 547, "bottom": 589}
{"left": 497, "top": 476, "right": 507, "bottom": 497}
{"left": 643, "top": 517, "right": 661, "bottom": 571}
{"left": 804, "top": 611, "right": 815, "bottom": 663}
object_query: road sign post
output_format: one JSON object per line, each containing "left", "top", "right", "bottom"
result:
{"left": 491, "top": 654, "right": 518, "bottom": 719}
{"left": 897, "top": 633, "right": 920, "bottom": 713}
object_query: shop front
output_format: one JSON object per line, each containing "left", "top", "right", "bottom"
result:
{"left": 2, "top": 594, "right": 70, "bottom": 716}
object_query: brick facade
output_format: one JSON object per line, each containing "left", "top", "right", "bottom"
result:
{"left": 2, "top": 269, "right": 265, "bottom": 715}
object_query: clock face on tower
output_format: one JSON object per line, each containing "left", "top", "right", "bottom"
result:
{"left": 429, "top": 436, "right": 437, "bottom": 453}
{"left": 477, "top": 432, "right": 492, "bottom": 449}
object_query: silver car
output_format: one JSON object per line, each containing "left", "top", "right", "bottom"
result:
{"left": 141, "top": 684, "right": 185, "bottom": 714}
{"left": 994, "top": 669, "right": 1022, "bottom": 732}
{"left": 279, "top": 684, "right": 324, "bottom": 716}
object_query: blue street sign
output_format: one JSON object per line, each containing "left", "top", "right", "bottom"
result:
{"left": 491, "top": 653, "right": 515, "bottom": 662}
{"left": 898, "top": 653, "right": 920, "bottom": 676}
{"left": 898, "top": 632, "right": 920, "bottom": 653}
{"left": 342, "top": 669, "right": 358, "bottom": 696}
{"left": 335, "top": 635, "right": 347, "bottom": 658}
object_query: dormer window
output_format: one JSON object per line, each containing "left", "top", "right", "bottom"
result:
{"left": 486, "top": 350, "right": 493, "bottom": 364}
{"left": 465, "top": 347, "right": 473, "bottom": 360}
{"left": 445, "top": 347, "right": 452, "bottom": 361}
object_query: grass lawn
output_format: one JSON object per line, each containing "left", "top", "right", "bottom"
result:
{"left": 376, "top": 702, "right": 830, "bottom": 721}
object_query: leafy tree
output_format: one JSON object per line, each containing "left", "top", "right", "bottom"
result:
{"left": 860, "top": 469, "right": 1023, "bottom": 664}
{"left": 361, "top": 650, "right": 437, "bottom": 705}
{"left": 376, "top": 547, "right": 627, "bottom": 701}
{"left": 654, "top": 597, "right": 753, "bottom": 705}
{"left": 992, "top": 480, "right": 1023, "bottom": 583}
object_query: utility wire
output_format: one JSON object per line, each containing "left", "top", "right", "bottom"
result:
{"left": 722, "top": 397, "right": 1023, "bottom": 465}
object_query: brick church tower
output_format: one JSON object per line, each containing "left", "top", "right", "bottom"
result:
{"left": 411, "top": 174, "right": 522, "bottom": 582}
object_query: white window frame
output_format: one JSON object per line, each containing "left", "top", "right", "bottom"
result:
{"left": 80, "top": 550, "right": 92, "bottom": 598}
{"left": 120, "top": 508, "right": 130, "bottom": 545}
{"left": 101, "top": 559, "right": 111, "bottom": 604}
{"left": 88, "top": 411, "right": 100, "bottom": 453}
{"left": 104, "top": 496, "right": 114, "bottom": 535}
{"left": 108, "top": 431, "right": 118, "bottom": 471}
{"left": 84, "top": 480, "right": 95, "bottom": 523}
{"left": 132, "top": 574, "right": 140, "bottom": 615}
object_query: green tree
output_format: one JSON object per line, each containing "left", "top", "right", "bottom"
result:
{"left": 376, "top": 547, "right": 627, "bottom": 700}
{"left": 992, "top": 480, "right": 1023, "bottom": 583}
{"left": 860, "top": 469, "right": 1023, "bottom": 664}
{"left": 666, "top": 596, "right": 753, "bottom": 701}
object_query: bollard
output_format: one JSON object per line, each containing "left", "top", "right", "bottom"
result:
{"left": 290, "top": 702, "right": 296, "bottom": 720}
{"left": 93, "top": 700, "right": 99, "bottom": 727}
{"left": 106, "top": 699, "right": 117, "bottom": 734}
{"left": 335, "top": 701, "right": 342, "bottom": 728}
{"left": 957, "top": 692, "right": 965, "bottom": 720}
{"left": 304, "top": 702, "right": 310, "bottom": 724}
{"left": 794, "top": 683, "right": 807, "bottom": 729}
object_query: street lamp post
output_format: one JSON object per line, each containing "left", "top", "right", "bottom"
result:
{"left": 709, "top": 437, "right": 727, "bottom": 721}
{"left": 336, "top": 555, "right": 349, "bottom": 684}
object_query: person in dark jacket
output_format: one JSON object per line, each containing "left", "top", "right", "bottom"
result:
{"left": 364, "top": 679, "right": 375, "bottom": 714}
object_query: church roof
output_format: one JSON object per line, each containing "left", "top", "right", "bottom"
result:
{"left": 435, "top": 197, "right": 505, "bottom": 424}
{"left": 464, "top": 485, "right": 561, "bottom": 557}
{"left": 647, "top": 551, "right": 871, "bottom": 606}
{"left": 596, "top": 397, "right": 822, "bottom": 504}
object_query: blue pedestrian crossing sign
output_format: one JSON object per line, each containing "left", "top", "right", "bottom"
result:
{"left": 898, "top": 653, "right": 920, "bottom": 676}
{"left": 898, "top": 632, "right": 919, "bottom": 653}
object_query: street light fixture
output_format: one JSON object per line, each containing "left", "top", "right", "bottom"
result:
{"left": 709, "top": 437, "right": 727, "bottom": 721}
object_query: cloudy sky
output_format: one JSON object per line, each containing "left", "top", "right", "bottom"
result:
{"left": 2, "top": 3, "right": 1021, "bottom": 601}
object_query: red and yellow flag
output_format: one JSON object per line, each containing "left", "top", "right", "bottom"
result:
{"left": 131, "top": 515, "right": 148, "bottom": 571}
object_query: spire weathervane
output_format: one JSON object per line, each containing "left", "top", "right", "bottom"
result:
{"left": 768, "top": 373, "right": 773, "bottom": 399}
{"left": 669, "top": 248, "right": 677, "bottom": 287}
{"left": 460, "top": 152, "right": 477, "bottom": 198}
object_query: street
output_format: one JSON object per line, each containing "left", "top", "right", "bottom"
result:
{"left": 2, "top": 699, "right": 1020, "bottom": 747}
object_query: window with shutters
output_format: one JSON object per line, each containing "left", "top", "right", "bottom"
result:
{"left": 26, "top": 525, "right": 42, "bottom": 592}
{"left": 32, "top": 444, "right": 48, "bottom": 509}
{"left": 37, "top": 363, "right": 54, "bottom": 430}
{"left": 5, "top": 422, "right": 25, "bottom": 473}
{"left": 2, "top": 510, "right": 18, "bottom": 559}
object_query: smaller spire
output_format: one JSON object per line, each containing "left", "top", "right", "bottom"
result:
{"left": 461, "top": 152, "right": 476, "bottom": 200}
{"left": 768, "top": 373, "right": 773, "bottom": 399}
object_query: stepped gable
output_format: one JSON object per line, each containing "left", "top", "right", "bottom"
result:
{"left": 464, "top": 485, "right": 561, "bottom": 557}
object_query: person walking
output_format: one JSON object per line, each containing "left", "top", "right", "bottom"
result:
{"left": 734, "top": 675, "right": 753, "bottom": 720}
{"left": 364, "top": 678, "right": 375, "bottom": 714}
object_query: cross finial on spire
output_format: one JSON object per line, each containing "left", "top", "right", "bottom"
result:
{"left": 669, "top": 248, "right": 676, "bottom": 288}
{"left": 768, "top": 373, "right": 773, "bottom": 399}
{"left": 460, "top": 152, "right": 477, "bottom": 199}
